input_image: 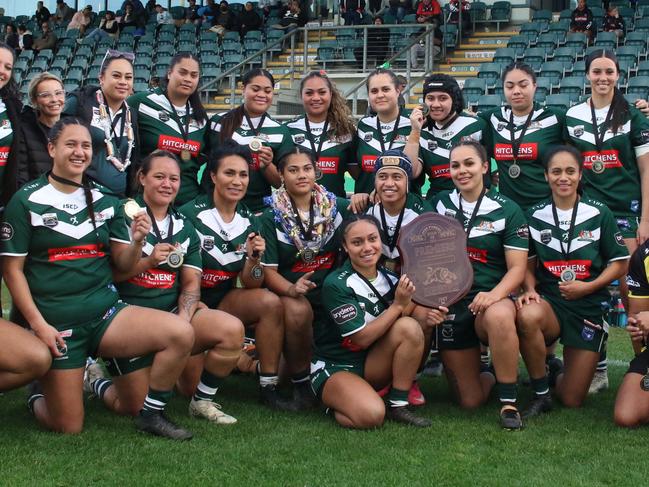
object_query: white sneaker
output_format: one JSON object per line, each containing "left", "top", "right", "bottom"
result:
{"left": 189, "top": 399, "right": 237, "bottom": 424}
{"left": 83, "top": 359, "right": 107, "bottom": 394}
{"left": 588, "top": 370, "right": 609, "bottom": 394}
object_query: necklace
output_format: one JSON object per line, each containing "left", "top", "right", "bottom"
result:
{"left": 96, "top": 90, "right": 134, "bottom": 172}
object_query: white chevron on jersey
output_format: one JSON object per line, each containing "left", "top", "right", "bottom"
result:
{"left": 197, "top": 208, "right": 251, "bottom": 242}
{"left": 342, "top": 271, "right": 398, "bottom": 335}
{"left": 30, "top": 209, "right": 112, "bottom": 239}
{"left": 566, "top": 103, "right": 633, "bottom": 143}
{"left": 367, "top": 204, "right": 421, "bottom": 259}
{"left": 0, "top": 102, "right": 13, "bottom": 139}
{"left": 287, "top": 118, "right": 353, "bottom": 152}
{"left": 139, "top": 100, "right": 206, "bottom": 134}
{"left": 529, "top": 225, "right": 601, "bottom": 254}
{"left": 489, "top": 108, "right": 560, "bottom": 140}
{"left": 531, "top": 201, "right": 600, "bottom": 228}
{"left": 28, "top": 185, "right": 104, "bottom": 215}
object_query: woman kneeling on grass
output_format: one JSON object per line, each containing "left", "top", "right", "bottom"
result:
{"left": 311, "top": 214, "right": 446, "bottom": 428}
{"left": 516, "top": 145, "right": 629, "bottom": 412}
{"left": 84, "top": 149, "right": 244, "bottom": 425}
{"left": 1, "top": 118, "right": 195, "bottom": 439}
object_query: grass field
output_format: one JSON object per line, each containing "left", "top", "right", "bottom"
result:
{"left": 1, "top": 326, "right": 647, "bottom": 487}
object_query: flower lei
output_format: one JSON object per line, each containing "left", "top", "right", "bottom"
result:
{"left": 265, "top": 183, "right": 338, "bottom": 256}
{"left": 96, "top": 90, "right": 135, "bottom": 172}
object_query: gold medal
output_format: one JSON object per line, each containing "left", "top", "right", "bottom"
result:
{"left": 124, "top": 199, "right": 144, "bottom": 219}
{"left": 249, "top": 138, "right": 263, "bottom": 152}
{"left": 166, "top": 249, "right": 184, "bottom": 269}
{"left": 180, "top": 149, "right": 191, "bottom": 161}
{"left": 560, "top": 268, "right": 576, "bottom": 282}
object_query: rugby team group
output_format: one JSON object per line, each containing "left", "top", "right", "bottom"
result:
{"left": 1, "top": 39, "right": 649, "bottom": 441}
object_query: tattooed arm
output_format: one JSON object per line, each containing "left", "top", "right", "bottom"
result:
{"left": 178, "top": 267, "right": 202, "bottom": 322}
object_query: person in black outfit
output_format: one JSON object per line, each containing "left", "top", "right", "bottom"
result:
{"left": 3, "top": 25, "right": 19, "bottom": 51}
{"left": 341, "top": 0, "right": 366, "bottom": 25}
{"left": 354, "top": 16, "right": 390, "bottom": 67}
{"left": 602, "top": 6, "right": 625, "bottom": 40}
{"left": 17, "top": 25, "right": 34, "bottom": 52}
{"left": 240, "top": 2, "right": 263, "bottom": 38}
{"left": 35, "top": 2, "right": 52, "bottom": 26}
{"left": 570, "top": 0, "right": 594, "bottom": 41}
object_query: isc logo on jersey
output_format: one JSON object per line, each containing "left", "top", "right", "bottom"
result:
{"left": 317, "top": 157, "right": 339, "bottom": 174}
{"left": 494, "top": 143, "right": 538, "bottom": 160}
{"left": 158, "top": 135, "right": 201, "bottom": 156}
{"left": 0, "top": 146, "right": 9, "bottom": 166}
{"left": 544, "top": 259, "right": 592, "bottom": 279}
{"left": 582, "top": 150, "right": 622, "bottom": 170}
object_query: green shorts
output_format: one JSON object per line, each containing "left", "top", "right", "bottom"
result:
{"left": 104, "top": 354, "right": 154, "bottom": 376}
{"left": 435, "top": 298, "right": 480, "bottom": 351}
{"left": 310, "top": 358, "right": 364, "bottom": 399}
{"left": 544, "top": 295, "right": 608, "bottom": 353}
{"left": 615, "top": 216, "right": 638, "bottom": 239}
{"left": 52, "top": 301, "right": 128, "bottom": 370}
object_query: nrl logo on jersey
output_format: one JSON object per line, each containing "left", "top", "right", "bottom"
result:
{"left": 363, "top": 133, "right": 372, "bottom": 142}
{"left": 573, "top": 125, "right": 585, "bottom": 137}
{"left": 42, "top": 213, "right": 59, "bottom": 227}
{"left": 202, "top": 236, "right": 215, "bottom": 250}
{"left": 496, "top": 122, "right": 506, "bottom": 132}
{"left": 444, "top": 209, "right": 457, "bottom": 218}
{"left": 293, "top": 134, "right": 305, "bottom": 144}
{"left": 427, "top": 140, "right": 438, "bottom": 151}
{"left": 158, "top": 111, "right": 170, "bottom": 122}
{"left": 540, "top": 229, "right": 552, "bottom": 244}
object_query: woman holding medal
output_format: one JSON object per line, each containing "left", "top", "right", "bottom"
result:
{"left": 260, "top": 146, "right": 351, "bottom": 408}
{"left": 209, "top": 69, "right": 294, "bottom": 213}
{"left": 352, "top": 68, "right": 423, "bottom": 195}
{"left": 128, "top": 52, "right": 209, "bottom": 206}
{"left": 311, "top": 214, "right": 432, "bottom": 428}
{"left": 1, "top": 118, "right": 195, "bottom": 439}
{"left": 403, "top": 74, "right": 485, "bottom": 201}
{"left": 63, "top": 49, "right": 138, "bottom": 197}
{"left": 432, "top": 141, "right": 529, "bottom": 429}
{"left": 516, "top": 145, "right": 629, "bottom": 412}
{"left": 566, "top": 50, "right": 649, "bottom": 392}
{"left": 285, "top": 71, "right": 356, "bottom": 198}
{"left": 83, "top": 150, "right": 245, "bottom": 425}
{"left": 180, "top": 141, "right": 299, "bottom": 411}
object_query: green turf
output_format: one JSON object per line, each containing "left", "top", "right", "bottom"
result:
{"left": 0, "top": 327, "right": 646, "bottom": 486}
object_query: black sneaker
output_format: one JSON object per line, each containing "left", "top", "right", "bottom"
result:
{"left": 546, "top": 356, "right": 564, "bottom": 388}
{"left": 135, "top": 412, "right": 193, "bottom": 441}
{"left": 292, "top": 383, "right": 318, "bottom": 410}
{"left": 26, "top": 381, "right": 44, "bottom": 415}
{"left": 522, "top": 393, "right": 553, "bottom": 419}
{"left": 500, "top": 405, "right": 523, "bottom": 430}
{"left": 386, "top": 406, "right": 432, "bottom": 428}
{"left": 259, "top": 385, "right": 301, "bottom": 412}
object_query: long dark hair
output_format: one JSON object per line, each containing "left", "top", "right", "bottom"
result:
{"left": 218, "top": 68, "right": 274, "bottom": 142}
{"left": 585, "top": 49, "right": 628, "bottom": 135}
{"left": 277, "top": 145, "right": 316, "bottom": 173}
{"left": 336, "top": 214, "right": 384, "bottom": 268}
{"left": 164, "top": 52, "right": 208, "bottom": 124}
{"left": 0, "top": 42, "right": 22, "bottom": 204}
{"left": 299, "top": 71, "right": 355, "bottom": 140}
{"left": 543, "top": 144, "right": 584, "bottom": 196}
{"left": 502, "top": 62, "right": 537, "bottom": 84}
{"left": 208, "top": 139, "right": 253, "bottom": 173}
{"left": 0, "top": 43, "right": 19, "bottom": 101}
{"left": 49, "top": 118, "right": 98, "bottom": 230}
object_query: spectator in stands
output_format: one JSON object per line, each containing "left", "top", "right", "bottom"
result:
{"left": 415, "top": 0, "right": 442, "bottom": 26}
{"left": 35, "top": 2, "right": 52, "bottom": 26}
{"left": 210, "top": 1, "right": 237, "bottom": 35}
{"left": 410, "top": 23, "right": 442, "bottom": 69}
{"left": 602, "top": 5, "right": 625, "bottom": 40}
{"left": 570, "top": 0, "right": 594, "bottom": 41}
{"left": 275, "top": 0, "right": 309, "bottom": 29}
{"left": 340, "top": 0, "right": 365, "bottom": 26}
{"left": 185, "top": 0, "right": 202, "bottom": 25}
{"left": 4, "top": 24, "right": 19, "bottom": 52}
{"left": 121, "top": 0, "right": 146, "bottom": 16}
{"left": 391, "top": 0, "right": 413, "bottom": 23}
{"left": 81, "top": 11, "right": 120, "bottom": 44}
{"left": 16, "top": 72, "right": 65, "bottom": 187}
{"left": 67, "top": 5, "right": 93, "bottom": 35}
{"left": 449, "top": 0, "right": 471, "bottom": 34}
{"left": 155, "top": 4, "right": 174, "bottom": 25}
{"left": 33, "top": 21, "right": 58, "bottom": 52}
{"left": 240, "top": 2, "right": 263, "bottom": 38}
{"left": 120, "top": 3, "right": 146, "bottom": 33}
{"left": 53, "top": 0, "right": 75, "bottom": 25}
{"left": 17, "top": 25, "right": 34, "bottom": 52}
{"left": 354, "top": 16, "right": 389, "bottom": 67}
{"left": 145, "top": 0, "right": 157, "bottom": 15}
{"left": 200, "top": 0, "right": 219, "bottom": 24}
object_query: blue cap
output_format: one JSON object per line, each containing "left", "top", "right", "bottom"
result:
{"left": 373, "top": 149, "right": 413, "bottom": 179}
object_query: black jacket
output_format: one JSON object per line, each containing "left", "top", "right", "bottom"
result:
{"left": 1, "top": 95, "right": 23, "bottom": 206}
{"left": 16, "top": 105, "right": 53, "bottom": 189}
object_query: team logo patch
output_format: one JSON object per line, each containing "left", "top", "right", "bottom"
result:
{"left": 641, "top": 130, "right": 649, "bottom": 143}
{"left": 42, "top": 213, "right": 59, "bottom": 227}
{"left": 293, "top": 134, "right": 305, "bottom": 144}
{"left": 581, "top": 325, "right": 595, "bottom": 342}
{"left": 202, "top": 236, "right": 215, "bottom": 251}
{"left": 102, "top": 306, "right": 117, "bottom": 320}
{"left": 331, "top": 303, "right": 357, "bottom": 325}
{"left": 614, "top": 232, "right": 625, "bottom": 246}
{"left": 475, "top": 220, "right": 495, "bottom": 233}
{"left": 256, "top": 133, "right": 269, "bottom": 141}
{"left": 573, "top": 125, "right": 584, "bottom": 137}
{"left": 363, "top": 133, "right": 373, "bottom": 142}
{"left": 427, "top": 140, "right": 438, "bottom": 151}
{"left": 444, "top": 209, "right": 457, "bottom": 218}
{"left": 496, "top": 122, "right": 506, "bottom": 132}
{"left": 158, "top": 111, "right": 170, "bottom": 122}
{"left": 441, "top": 323, "right": 454, "bottom": 339}
{"left": 616, "top": 218, "right": 630, "bottom": 230}
{"left": 516, "top": 225, "right": 529, "bottom": 239}
{"left": 631, "top": 200, "right": 640, "bottom": 213}
{"left": 0, "top": 222, "right": 13, "bottom": 240}
{"left": 540, "top": 229, "right": 552, "bottom": 244}
{"left": 577, "top": 230, "right": 594, "bottom": 242}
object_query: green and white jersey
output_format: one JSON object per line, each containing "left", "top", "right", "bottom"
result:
{"left": 0, "top": 175, "right": 123, "bottom": 326}
{"left": 366, "top": 193, "right": 432, "bottom": 261}
{"left": 179, "top": 193, "right": 258, "bottom": 308}
{"left": 353, "top": 112, "right": 413, "bottom": 194}
{"left": 480, "top": 104, "right": 566, "bottom": 211}
{"left": 63, "top": 88, "right": 136, "bottom": 196}
{"left": 112, "top": 195, "right": 202, "bottom": 312}
{"left": 284, "top": 116, "right": 354, "bottom": 197}
{"left": 527, "top": 196, "right": 629, "bottom": 308}
{"left": 565, "top": 102, "right": 649, "bottom": 218}
{"left": 418, "top": 114, "right": 485, "bottom": 200}
{"left": 128, "top": 88, "right": 209, "bottom": 206}
{"left": 259, "top": 196, "right": 349, "bottom": 307}
{"left": 209, "top": 111, "right": 294, "bottom": 212}
{"left": 433, "top": 188, "right": 528, "bottom": 297}
{"left": 0, "top": 100, "right": 13, "bottom": 196}
{"left": 315, "top": 259, "right": 398, "bottom": 365}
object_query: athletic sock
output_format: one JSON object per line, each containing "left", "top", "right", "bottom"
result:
{"left": 480, "top": 349, "right": 490, "bottom": 366}
{"left": 530, "top": 376, "right": 550, "bottom": 396}
{"left": 92, "top": 378, "right": 112, "bottom": 400}
{"left": 27, "top": 393, "right": 43, "bottom": 415}
{"left": 259, "top": 372, "right": 279, "bottom": 388}
{"left": 388, "top": 387, "right": 409, "bottom": 408}
{"left": 192, "top": 370, "right": 223, "bottom": 402}
{"left": 596, "top": 348, "right": 607, "bottom": 372}
{"left": 290, "top": 370, "right": 310, "bottom": 386}
{"left": 140, "top": 388, "right": 173, "bottom": 417}
{"left": 497, "top": 382, "right": 517, "bottom": 405}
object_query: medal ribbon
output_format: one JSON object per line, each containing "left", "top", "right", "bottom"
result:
{"left": 551, "top": 197, "right": 580, "bottom": 262}
{"left": 243, "top": 110, "right": 267, "bottom": 137}
{"left": 376, "top": 115, "right": 401, "bottom": 153}
{"left": 434, "top": 112, "right": 460, "bottom": 132}
{"left": 304, "top": 118, "right": 329, "bottom": 161}
{"left": 379, "top": 203, "right": 406, "bottom": 253}
{"left": 589, "top": 101, "right": 614, "bottom": 153}
{"left": 354, "top": 269, "right": 395, "bottom": 309}
{"left": 508, "top": 108, "right": 534, "bottom": 166}
{"left": 164, "top": 92, "right": 190, "bottom": 144}
{"left": 289, "top": 194, "right": 315, "bottom": 241}
{"left": 146, "top": 206, "right": 174, "bottom": 243}
{"left": 101, "top": 90, "right": 126, "bottom": 143}
{"left": 457, "top": 188, "right": 487, "bottom": 236}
